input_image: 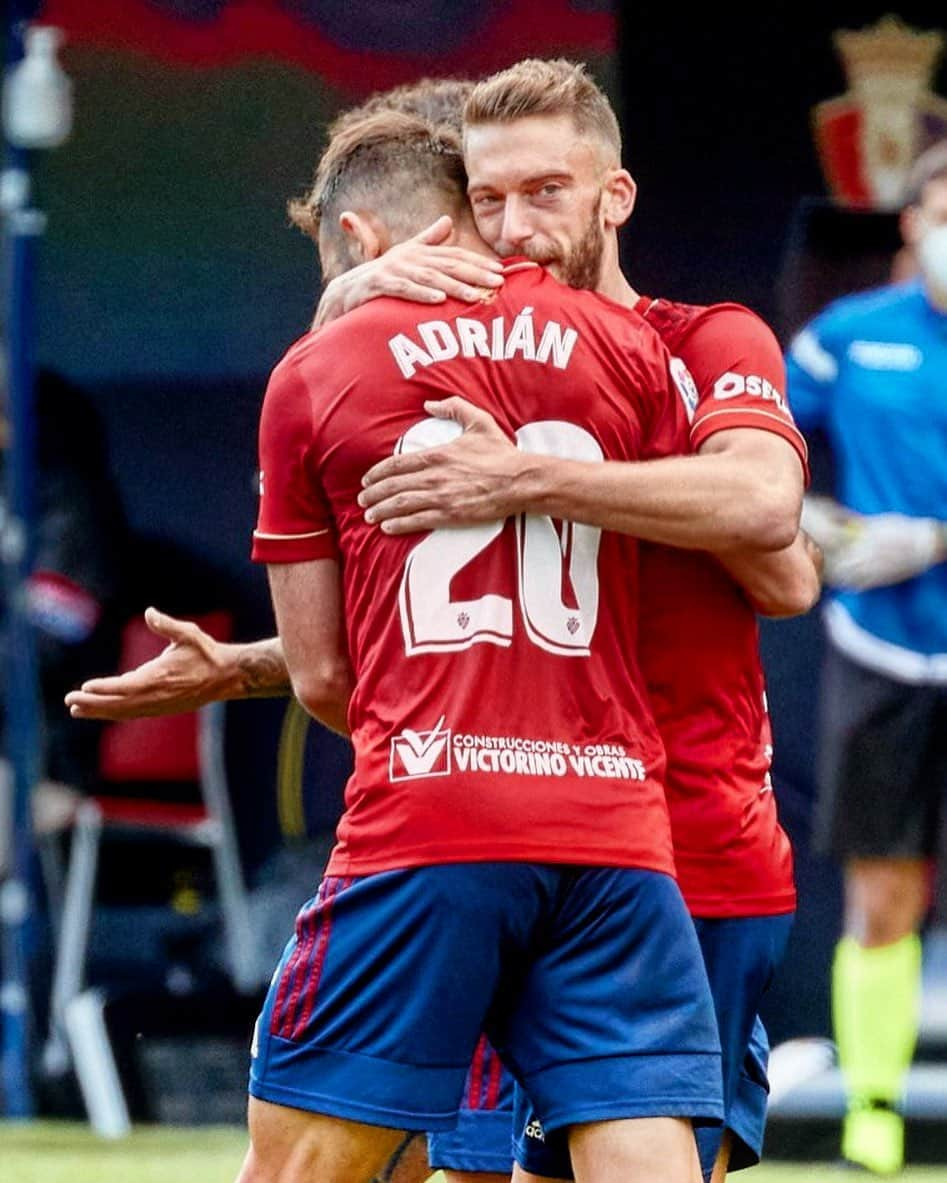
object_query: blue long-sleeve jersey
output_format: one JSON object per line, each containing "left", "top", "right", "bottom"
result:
{"left": 786, "top": 279, "right": 947, "bottom": 682}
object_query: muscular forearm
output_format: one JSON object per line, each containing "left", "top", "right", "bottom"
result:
{"left": 717, "top": 532, "right": 823, "bottom": 618}
{"left": 228, "top": 637, "right": 293, "bottom": 699}
{"left": 233, "top": 636, "right": 352, "bottom": 734}
{"left": 225, "top": 636, "right": 352, "bottom": 734}
{"left": 266, "top": 560, "right": 354, "bottom": 737}
{"left": 517, "top": 449, "right": 799, "bottom": 553}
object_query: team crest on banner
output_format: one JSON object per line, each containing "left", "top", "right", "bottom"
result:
{"left": 812, "top": 15, "right": 947, "bottom": 210}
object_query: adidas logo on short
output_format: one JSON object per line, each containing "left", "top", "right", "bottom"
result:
{"left": 525, "top": 1119, "right": 545, "bottom": 1141}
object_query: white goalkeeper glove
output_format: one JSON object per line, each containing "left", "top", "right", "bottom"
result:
{"left": 799, "top": 495, "right": 861, "bottom": 553}
{"left": 825, "top": 513, "right": 947, "bottom": 591}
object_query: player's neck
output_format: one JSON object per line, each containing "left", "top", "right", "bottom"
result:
{"left": 596, "top": 251, "right": 640, "bottom": 310}
{"left": 453, "top": 215, "right": 501, "bottom": 262}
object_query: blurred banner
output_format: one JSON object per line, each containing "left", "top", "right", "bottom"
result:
{"left": 40, "top": 0, "right": 614, "bottom": 95}
{"left": 31, "top": 1, "right": 617, "bottom": 384}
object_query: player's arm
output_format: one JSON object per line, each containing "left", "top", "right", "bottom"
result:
{"left": 359, "top": 402, "right": 802, "bottom": 552}
{"left": 267, "top": 559, "right": 352, "bottom": 736}
{"left": 313, "top": 216, "right": 504, "bottom": 328}
{"left": 716, "top": 532, "right": 824, "bottom": 618}
{"left": 359, "top": 306, "right": 808, "bottom": 555}
{"left": 668, "top": 306, "right": 819, "bottom": 608}
{"left": 254, "top": 349, "right": 353, "bottom": 735}
{"left": 65, "top": 608, "right": 291, "bottom": 720}
{"left": 530, "top": 425, "right": 803, "bottom": 551}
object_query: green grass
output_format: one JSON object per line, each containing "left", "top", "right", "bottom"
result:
{"left": 746, "top": 1170, "right": 947, "bottom": 1181}
{"left": 0, "top": 1122, "right": 246, "bottom": 1183}
{"left": 5, "top": 1123, "right": 947, "bottom": 1182}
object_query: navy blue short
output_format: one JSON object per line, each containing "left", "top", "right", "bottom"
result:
{"left": 514, "top": 911, "right": 793, "bottom": 1180}
{"left": 692, "top": 914, "right": 793, "bottom": 1176}
{"left": 427, "top": 1036, "right": 514, "bottom": 1173}
{"left": 249, "top": 862, "right": 722, "bottom": 1134}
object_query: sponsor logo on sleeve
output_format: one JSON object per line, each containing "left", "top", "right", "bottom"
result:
{"left": 712, "top": 371, "right": 790, "bottom": 415}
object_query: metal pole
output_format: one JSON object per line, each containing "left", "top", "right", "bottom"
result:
{"left": 0, "top": 162, "right": 43, "bottom": 1117}
{"left": 0, "top": 2, "right": 45, "bottom": 1117}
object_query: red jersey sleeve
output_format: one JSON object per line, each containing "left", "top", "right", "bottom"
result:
{"left": 251, "top": 354, "right": 339, "bottom": 564}
{"left": 635, "top": 346, "right": 694, "bottom": 460}
{"left": 685, "top": 306, "right": 809, "bottom": 479}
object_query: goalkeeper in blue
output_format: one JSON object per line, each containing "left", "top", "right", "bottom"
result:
{"left": 786, "top": 139, "right": 947, "bottom": 1175}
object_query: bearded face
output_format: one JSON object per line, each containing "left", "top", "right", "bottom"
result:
{"left": 517, "top": 195, "right": 606, "bottom": 291}
{"left": 465, "top": 115, "right": 621, "bottom": 297}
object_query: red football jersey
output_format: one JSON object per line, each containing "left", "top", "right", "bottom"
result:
{"left": 636, "top": 297, "right": 807, "bottom": 917}
{"left": 253, "top": 263, "right": 690, "bottom": 877}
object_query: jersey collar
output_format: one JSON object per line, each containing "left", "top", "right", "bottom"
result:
{"left": 500, "top": 256, "right": 541, "bottom": 276}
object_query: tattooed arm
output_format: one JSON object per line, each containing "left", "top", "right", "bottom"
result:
{"left": 65, "top": 607, "right": 294, "bottom": 720}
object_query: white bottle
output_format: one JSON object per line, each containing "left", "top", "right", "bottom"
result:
{"left": 2, "top": 25, "right": 73, "bottom": 150}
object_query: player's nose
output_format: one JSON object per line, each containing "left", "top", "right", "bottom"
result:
{"left": 499, "top": 198, "right": 533, "bottom": 248}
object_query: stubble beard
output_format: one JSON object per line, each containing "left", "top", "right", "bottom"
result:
{"left": 521, "top": 196, "right": 605, "bottom": 292}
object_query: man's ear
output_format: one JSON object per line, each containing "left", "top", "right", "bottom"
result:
{"left": 338, "top": 210, "right": 392, "bottom": 262}
{"left": 602, "top": 168, "right": 637, "bottom": 230}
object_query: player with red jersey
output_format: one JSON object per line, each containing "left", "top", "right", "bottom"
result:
{"left": 635, "top": 297, "right": 801, "bottom": 922}
{"left": 241, "top": 110, "right": 724, "bottom": 1183}
{"left": 630, "top": 298, "right": 804, "bottom": 1179}
{"left": 64, "top": 64, "right": 817, "bottom": 1183}
{"left": 361, "top": 298, "right": 809, "bottom": 1183}
{"left": 254, "top": 258, "right": 687, "bottom": 879}
{"left": 352, "top": 65, "right": 815, "bottom": 1183}
{"left": 361, "top": 312, "right": 807, "bottom": 1183}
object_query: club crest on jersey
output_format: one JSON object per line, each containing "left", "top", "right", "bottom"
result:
{"left": 389, "top": 716, "right": 452, "bottom": 781}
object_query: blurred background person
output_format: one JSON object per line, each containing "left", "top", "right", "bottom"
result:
{"left": 785, "top": 139, "right": 947, "bottom": 1175}
{"left": 0, "top": 369, "right": 127, "bottom": 879}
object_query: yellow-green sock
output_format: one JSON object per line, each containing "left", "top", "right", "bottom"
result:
{"left": 833, "top": 933, "right": 922, "bottom": 1173}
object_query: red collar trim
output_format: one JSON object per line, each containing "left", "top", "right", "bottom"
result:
{"left": 501, "top": 257, "right": 541, "bottom": 275}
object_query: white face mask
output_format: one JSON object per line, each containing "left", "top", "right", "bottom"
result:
{"left": 917, "top": 223, "right": 947, "bottom": 300}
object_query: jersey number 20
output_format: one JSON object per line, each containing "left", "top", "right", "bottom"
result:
{"left": 397, "top": 417, "right": 603, "bottom": 658}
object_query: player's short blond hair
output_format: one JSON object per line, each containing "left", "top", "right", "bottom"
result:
{"left": 330, "top": 77, "right": 474, "bottom": 138}
{"left": 464, "top": 58, "right": 621, "bottom": 163}
{"left": 903, "top": 139, "right": 947, "bottom": 208}
{"left": 287, "top": 109, "right": 467, "bottom": 278}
